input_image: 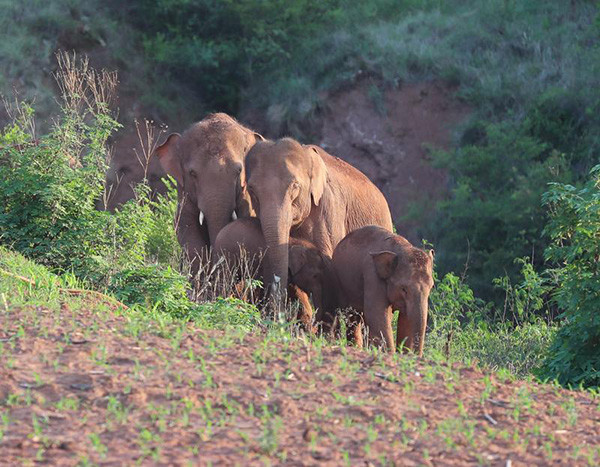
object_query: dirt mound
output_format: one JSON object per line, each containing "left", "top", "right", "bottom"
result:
{"left": 2, "top": 302, "right": 599, "bottom": 465}
{"left": 317, "top": 80, "right": 469, "bottom": 242}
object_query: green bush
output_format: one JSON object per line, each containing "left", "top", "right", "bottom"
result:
{"left": 0, "top": 55, "right": 181, "bottom": 298}
{"left": 540, "top": 165, "right": 600, "bottom": 388}
{"left": 426, "top": 262, "right": 555, "bottom": 377}
{"left": 108, "top": 265, "right": 193, "bottom": 318}
{"left": 427, "top": 120, "right": 569, "bottom": 300}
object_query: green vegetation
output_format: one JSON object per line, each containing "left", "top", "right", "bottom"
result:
{"left": 540, "top": 165, "right": 600, "bottom": 387}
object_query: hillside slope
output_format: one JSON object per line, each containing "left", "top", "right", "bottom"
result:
{"left": 1, "top": 254, "right": 598, "bottom": 465}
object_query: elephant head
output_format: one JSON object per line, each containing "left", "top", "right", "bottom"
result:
{"left": 98, "top": 132, "right": 167, "bottom": 211}
{"left": 155, "top": 113, "right": 262, "bottom": 246}
{"left": 370, "top": 247, "right": 434, "bottom": 356}
{"left": 245, "top": 138, "right": 327, "bottom": 292}
{"left": 289, "top": 242, "right": 339, "bottom": 324}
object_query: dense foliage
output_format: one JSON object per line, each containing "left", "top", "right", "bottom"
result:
{"left": 128, "top": 0, "right": 434, "bottom": 114}
{"left": 430, "top": 120, "right": 568, "bottom": 299}
{"left": 0, "top": 56, "right": 182, "bottom": 301}
{"left": 540, "top": 165, "right": 600, "bottom": 387}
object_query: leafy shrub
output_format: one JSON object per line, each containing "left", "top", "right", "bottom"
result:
{"left": 426, "top": 264, "right": 555, "bottom": 377}
{"left": 540, "top": 165, "right": 600, "bottom": 387}
{"left": 427, "top": 120, "right": 568, "bottom": 300}
{"left": 108, "top": 265, "right": 193, "bottom": 318}
{"left": 492, "top": 257, "right": 554, "bottom": 325}
{"left": 0, "top": 54, "right": 180, "bottom": 293}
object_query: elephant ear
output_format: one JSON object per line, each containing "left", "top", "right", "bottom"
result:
{"left": 288, "top": 244, "right": 307, "bottom": 278}
{"left": 243, "top": 131, "right": 265, "bottom": 153}
{"left": 370, "top": 251, "right": 398, "bottom": 280}
{"left": 308, "top": 146, "right": 327, "bottom": 206}
{"left": 155, "top": 133, "right": 183, "bottom": 186}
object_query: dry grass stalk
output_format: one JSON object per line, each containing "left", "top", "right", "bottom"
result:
{"left": 191, "top": 247, "right": 264, "bottom": 305}
{"left": 2, "top": 95, "right": 36, "bottom": 140}
{"left": 134, "top": 118, "right": 165, "bottom": 181}
{"left": 54, "top": 51, "right": 118, "bottom": 116}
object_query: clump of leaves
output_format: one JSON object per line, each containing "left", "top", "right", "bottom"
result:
{"left": 108, "top": 265, "right": 193, "bottom": 318}
{"left": 0, "top": 53, "right": 180, "bottom": 290}
{"left": 539, "top": 164, "right": 600, "bottom": 388}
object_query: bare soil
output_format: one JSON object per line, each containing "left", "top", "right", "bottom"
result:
{"left": 317, "top": 79, "right": 470, "bottom": 242}
{"left": 1, "top": 301, "right": 599, "bottom": 465}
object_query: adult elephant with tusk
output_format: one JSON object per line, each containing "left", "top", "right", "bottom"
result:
{"left": 245, "top": 137, "right": 393, "bottom": 298}
{"left": 155, "top": 113, "right": 263, "bottom": 275}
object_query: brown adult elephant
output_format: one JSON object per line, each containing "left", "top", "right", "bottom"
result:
{"left": 156, "top": 113, "right": 263, "bottom": 273}
{"left": 245, "top": 137, "right": 393, "bottom": 293}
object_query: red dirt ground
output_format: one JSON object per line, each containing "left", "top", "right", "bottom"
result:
{"left": 317, "top": 80, "right": 470, "bottom": 242}
{"left": 1, "top": 301, "right": 599, "bottom": 465}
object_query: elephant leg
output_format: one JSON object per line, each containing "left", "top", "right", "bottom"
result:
{"left": 363, "top": 273, "right": 395, "bottom": 352}
{"left": 288, "top": 284, "right": 315, "bottom": 334}
{"left": 345, "top": 308, "right": 364, "bottom": 349}
{"left": 364, "top": 304, "right": 394, "bottom": 352}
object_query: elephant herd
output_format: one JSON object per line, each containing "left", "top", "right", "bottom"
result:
{"left": 154, "top": 113, "right": 434, "bottom": 356}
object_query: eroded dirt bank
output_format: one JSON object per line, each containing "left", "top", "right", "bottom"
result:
{"left": 316, "top": 80, "right": 469, "bottom": 241}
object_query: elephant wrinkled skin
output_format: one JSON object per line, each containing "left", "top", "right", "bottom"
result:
{"left": 332, "top": 225, "right": 434, "bottom": 355}
{"left": 155, "top": 113, "right": 262, "bottom": 274}
{"left": 245, "top": 138, "right": 393, "bottom": 295}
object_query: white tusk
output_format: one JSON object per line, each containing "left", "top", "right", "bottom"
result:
{"left": 198, "top": 211, "right": 204, "bottom": 226}
{"left": 231, "top": 210, "right": 238, "bottom": 221}
{"left": 271, "top": 275, "right": 282, "bottom": 295}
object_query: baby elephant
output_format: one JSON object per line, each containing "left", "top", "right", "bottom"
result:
{"left": 332, "top": 225, "right": 434, "bottom": 355}
{"left": 214, "top": 218, "right": 339, "bottom": 330}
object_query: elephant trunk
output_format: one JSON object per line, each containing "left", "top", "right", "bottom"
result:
{"left": 260, "top": 206, "right": 291, "bottom": 300}
{"left": 206, "top": 208, "right": 233, "bottom": 248}
{"left": 200, "top": 188, "right": 236, "bottom": 247}
{"left": 398, "top": 294, "right": 429, "bottom": 357}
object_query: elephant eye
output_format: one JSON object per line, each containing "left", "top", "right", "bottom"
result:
{"left": 189, "top": 169, "right": 197, "bottom": 178}
{"left": 290, "top": 181, "right": 301, "bottom": 196}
